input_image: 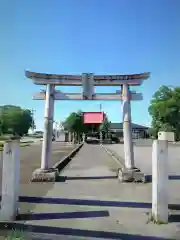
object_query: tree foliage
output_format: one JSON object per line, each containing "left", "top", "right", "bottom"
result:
{"left": 0, "top": 105, "right": 33, "bottom": 136}
{"left": 99, "top": 115, "right": 111, "bottom": 133}
{"left": 148, "top": 85, "right": 180, "bottom": 140}
{"left": 63, "top": 111, "right": 86, "bottom": 134}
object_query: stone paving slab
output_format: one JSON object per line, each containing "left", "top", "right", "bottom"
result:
{"left": 16, "top": 144, "right": 180, "bottom": 239}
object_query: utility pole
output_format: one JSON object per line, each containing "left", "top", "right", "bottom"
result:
{"left": 100, "top": 104, "right": 102, "bottom": 112}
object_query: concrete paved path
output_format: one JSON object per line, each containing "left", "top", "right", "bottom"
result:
{"left": 17, "top": 144, "right": 180, "bottom": 240}
{"left": 61, "top": 143, "right": 117, "bottom": 179}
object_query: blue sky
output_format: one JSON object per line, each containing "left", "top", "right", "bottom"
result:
{"left": 1, "top": 0, "right": 180, "bottom": 130}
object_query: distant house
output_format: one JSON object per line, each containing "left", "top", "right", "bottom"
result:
{"left": 110, "top": 122, "right": 149, "bottom": 139}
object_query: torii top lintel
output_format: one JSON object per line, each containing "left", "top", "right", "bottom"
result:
{"left": 25, "top": 71, "right": 150, "bottom": 86}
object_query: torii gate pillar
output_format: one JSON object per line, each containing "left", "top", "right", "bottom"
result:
{"left": 32, "top": 84, "right": 59, "bottom": 182}
{"left": 122, "top": 84, "right": 135, "bottom": 169}
{"left": 41, "top": 84, "right": 55, "bottom": 169}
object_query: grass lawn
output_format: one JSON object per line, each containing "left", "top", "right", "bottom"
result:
{"left": 0, "top": 229, "right": 27, "bottom": 240}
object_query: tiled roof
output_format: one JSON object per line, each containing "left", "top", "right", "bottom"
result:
{"left": 110, "top": 122, "right": 149, "bottom": 130}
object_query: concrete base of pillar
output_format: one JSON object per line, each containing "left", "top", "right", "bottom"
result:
{"left": 118, "top": 168, "right": 134, "bottom": 182}
{"left": 31, "top": 168, "right": 59, "bottom": 182}
{"left": 118, "top": 168, "right": 148, "bottom": 183}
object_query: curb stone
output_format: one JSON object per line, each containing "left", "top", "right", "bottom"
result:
{"left": 53, "top": 143, "right": 84, "bottom": 171}
{"left": 100, "top": 144, "right": 125, "bottom": 169}
{"left": 31, "top": 144, "right": 83, "bottom": 182}
{"left": 31, "top": 143, "right": 84, "bottom": 182}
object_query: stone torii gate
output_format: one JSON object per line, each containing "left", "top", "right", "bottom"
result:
{"left": 26, "top": 71, "right": 150, "bottom": 180}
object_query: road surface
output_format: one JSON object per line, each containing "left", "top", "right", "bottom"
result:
{"left": 0, "top": 142, "right": 77, "bottom": 197}
{"left": 16, "top": 144, "right": 180, "bottom": 240}
{"left": 105, "top": 142, "right": 180, "bottom": 175}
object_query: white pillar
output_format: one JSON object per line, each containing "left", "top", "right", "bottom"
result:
{"left": 72, "top": 132, "right": 75, "bottom": 144}
{"left": 0, "top": 140, "right": 20, "bottom": 221}
{"left": 55, "top": 129, "right": 60, "bottom": 142}
{"left": 122, "top": 84, "right": 135, "bottom": 169}
{"left": 82, "top": 133, "right": 85, "bottom": 142}
{"left": 68, "top": 132, "right": 71, "bottom": 142}
{"left": 54, "top": 122, "right": 58, "bottom": 142}
{"left": 0, "top": 150, "right": 3, "bottom": 170}
{"left": 152, "top": 140, "right": 168, "bottom": 223}
{"left": 41, "top": 84, "right": 55, "bottom": 169}
{"left": 100, "top": 132, "right": 103, "bottom": 144}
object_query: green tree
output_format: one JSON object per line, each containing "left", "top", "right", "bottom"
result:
{"left": 99, "top": 115, "right": 110, "bottom": 138}
{"left": 63, "top": 112, "right": 81, "bottom": 132}
{"left": 148, "top": 85, "right": 180, "bottom": 140}
{"left": 63, "top": 111, "right": 86, "bottom": 143}
{"left": 0, "top": 105, "right": 33, "bottom": 136}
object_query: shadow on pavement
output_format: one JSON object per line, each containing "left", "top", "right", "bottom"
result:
{"left": 145, "top": 175, "right": 180, "bottom": 182}
{"left": 168, "top": 214, "right": 180, "bottom": 223}
{"left": 1, "top": 197, "right": 179, "bottom": 238}
{"left": 19, "top": 196, "right": 152, "bottom": 208}
{"left": 57, "top": 176, "right": 117, "bottom": 181}
{"left": 18, "top": 196, "right": 180, "bottom": 211}
{"left": 16, "top": 210, "right": 109, "bottom": 221}
{"left": 0, "top": 222, "right": 172, "bottom": 240}
{"left": 169, "top": 175, "right": 180, "bottom": 180}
